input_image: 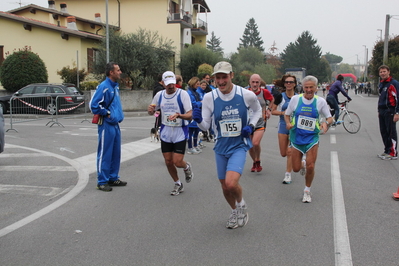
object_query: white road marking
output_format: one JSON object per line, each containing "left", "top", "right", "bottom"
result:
{"left": 0, "top": 138, "right": 160, "bottom": 238}
{"left": 331, "top": 151, "right": 353, "bottom": 266}
{"left": 330, "top": 134, "right": 336, "bottom": 144}
{"left": 0, "top": 166, "right": 75, "bottom": 171}
{"left": 0, "top": 185, "right": 66, "bottom": 196}
{"left": 0, "top": 153, "right": 44, "bottom": 158}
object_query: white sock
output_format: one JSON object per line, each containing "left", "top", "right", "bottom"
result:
{"left": 237, "top": 198, "right": 246, "bottom": 207}
{"left": 304, "top": 186, "right": 311, "bottom": 192}
{"left": 285, "top": 172, "right": 291, "bottom": 175}
{"left": 302, "top": 154, "right": 307, "bottom": 161}
{"left": 175, "top": 180, "right": 181, "bottom": 185}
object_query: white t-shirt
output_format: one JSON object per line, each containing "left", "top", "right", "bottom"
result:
{"left": 285, "top": 95, "right": 331, "bottom": 119}
{"left": 152, "top": 89, "right": 192, "bottom": 143}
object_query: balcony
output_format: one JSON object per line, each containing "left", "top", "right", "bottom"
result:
{"left": 191, "top": 18, "right": 207, "bottom": 35}
{"left": 167, "top": 10, "right": 192, "bottom": 29}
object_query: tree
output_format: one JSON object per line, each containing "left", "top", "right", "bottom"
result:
{"left": 318, "top": 57, "right": 332, "bottom": 82}
{"left": 229, "top": 47, "right": 277, "bottom": 86}
{"left": 57, "top": 64, "right": 87, "bottom": 87}
{"left": 238, "top": 18, "right": 264, "bottom": 52}
{"left": 369, "top": 35, "right": 399, "bottom": 80}
{"left": 0, "top": 46, "right": 48, "bottom": 93}
{"left": 207, "top": 31, "right": 223, "bottom": 55}
{"left": 94, "top": 28, "right": 175, "bottom": 89}
{"left": 323, "top": 52, "right": 343, "bottom": 64}
{"left": 178, "top": 44, "right": 222, "bottom": 82}
{"left": 337, "top": 63, "right": 355, "bottom": 75}
{"left": 280, "top": 31, "right": 323, "bottom": 78}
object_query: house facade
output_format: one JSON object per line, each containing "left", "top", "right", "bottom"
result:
{"left": 0, "top": 0, "right": 210, "bottom": 87}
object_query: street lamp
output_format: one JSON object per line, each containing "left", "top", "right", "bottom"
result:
{"left": 363, "top": 45, "right": 367, "bottom": 81}
{"left": 377, "top": 29, "right": 382, "bottom": 41}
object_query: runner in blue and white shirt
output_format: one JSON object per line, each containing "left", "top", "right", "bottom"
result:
{"left": 193, "top": 61, "right": 261, "bottom": 229}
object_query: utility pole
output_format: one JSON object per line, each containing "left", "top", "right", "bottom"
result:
{"left": 106, "top": 0, "right": 109, "bottom": 63}
{"left": 383, "top": 14, "right": 391, "bottom": 64}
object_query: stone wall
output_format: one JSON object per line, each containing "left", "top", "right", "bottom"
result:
{"left": 0, "top": 90, "right": 153, "bottom": 111}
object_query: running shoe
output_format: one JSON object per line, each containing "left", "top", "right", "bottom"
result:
{"left": 187, "top": 148, "right": 200, "bottom": 155}
{"left": 256, "top": 161, "right": 263, "bottom": 172}
{"left": 336, "top": 120, "right": 343, "bottom": 125}
{"left": 170, "top": 183, "right": 184, "bottom": 196}
{"left": 184, "top": 162, "right": 193, "bottom": 183}
{"left": 381, "top": 154, "right": 398, "bottom": 160}
{"left": 198, "top": 142, "right": 206, "bottom": 148}
{"left": 237, "top": 204, "right": 248, "bottom": 227}
{"left": 377, "top": 153, "right": 387, "bottom": 159}
{"left": 108, "top": 179, "right": 127, "bottom": 186}
{"left": 194, "top": 147, "right": 202, "bottom": 153}
{"left": 282, "top": 173, "right": 292, "bottom": 184}
{"left": 251, "top": 162, "right": 257, "bottom": 172}
{"left": 226, "top": 209, "right": 238, "bottom": 229}
{"left": 300, "top": 160, "right": 306, "bottom": 176}
{"left": 97, "top": 184, "right": 112, "bottom": 192}
{"left": 302, "top": 190, "right": 312, "bottom": 203}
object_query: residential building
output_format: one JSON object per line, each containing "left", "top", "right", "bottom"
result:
{"left": 0, "top": 0, "right": 210, "bottom": 86}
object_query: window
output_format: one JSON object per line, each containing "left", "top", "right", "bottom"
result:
{"left": 87, "top": 48, "right": 99, "bottom": 73}
{"left": 34, "top": 86, "right": 48, "bottom": 93}
{"left": 52, "top": 87, "right": 64, "bottom": 93}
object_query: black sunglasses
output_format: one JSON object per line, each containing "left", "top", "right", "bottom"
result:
{"left": 284, "top": 81, "right": 295, "bottom": 84}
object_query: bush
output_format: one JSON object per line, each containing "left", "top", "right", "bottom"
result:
{"left": 80, "top": 81, "right": 99, "bottom": 91}
{"left": 179, "top": 44, "right": 223, "bottom": 82}
{"left": 197, "top": 63, "right": 213, "bottom": 79}
{"left": 0, "top": 46, "right": 48, "bottom": 92}
{"left": 57, "top": 65, "right": 87, "bottom": 86}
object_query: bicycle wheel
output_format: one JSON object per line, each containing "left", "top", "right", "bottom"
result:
{"left": 342, "top": 111, "right": 361, "bottom": 134}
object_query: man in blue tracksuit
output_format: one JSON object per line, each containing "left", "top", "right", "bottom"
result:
{"left": 90, "top": 62, "right": 126, "bottom": 192}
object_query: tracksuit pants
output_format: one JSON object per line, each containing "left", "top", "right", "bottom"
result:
{"left": 378, "top": 109, "right": 397, "bottom": 157}
{"left": 97, "top": 122, "right": 121, "bottom": 185}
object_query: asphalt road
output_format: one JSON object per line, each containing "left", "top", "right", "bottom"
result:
{"left": 0, "top": 92, "right": 398, "bottom": 266}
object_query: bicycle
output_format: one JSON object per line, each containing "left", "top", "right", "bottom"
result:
{"left": 329, "top": 101, "right": 361, "bottom": 134}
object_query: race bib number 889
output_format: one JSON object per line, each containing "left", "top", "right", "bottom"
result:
{"left": 297, "top": 115, "right": 316, "bottom": 131}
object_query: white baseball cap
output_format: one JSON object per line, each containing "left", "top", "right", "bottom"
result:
{"left": 212, "top": 61, "right": 233, "bottom": 76}
{"left": 162, "top": 71, "right": 176, "bottom": 86}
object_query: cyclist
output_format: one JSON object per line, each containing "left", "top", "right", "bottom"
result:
{"left": 326, "top": 74, "right": 352, "bottom": 125}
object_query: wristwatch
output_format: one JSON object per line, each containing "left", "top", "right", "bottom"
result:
{"left": 107, "top": 111, "right": 111, "bottom": 115}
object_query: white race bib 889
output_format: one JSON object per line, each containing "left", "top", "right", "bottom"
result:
{"left": 297, "top": 115, "right": 316, "bottom": 131}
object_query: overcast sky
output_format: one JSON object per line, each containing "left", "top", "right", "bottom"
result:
{"left": 1, "top": 0, "right": 399, "bottom": 65}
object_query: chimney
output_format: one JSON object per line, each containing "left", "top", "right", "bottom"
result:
{"left": 60, "top": 2, "right": 68, "bottom": 13}
{"left": 67, "top": 16, "right": 78, "bottom": 31}
{"left": 95, "top": 13, "right": 101, "bottom": 23}
{"left": 48, "top": 0, "right": 56, "bottom": 10}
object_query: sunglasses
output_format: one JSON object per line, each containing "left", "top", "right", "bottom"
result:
{"left": 284, "top": 81, "right": 295, "bottom": 84}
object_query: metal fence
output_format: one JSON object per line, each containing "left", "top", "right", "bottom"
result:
{"left": 7, "top": 94, "right": 90, "bottom": 132}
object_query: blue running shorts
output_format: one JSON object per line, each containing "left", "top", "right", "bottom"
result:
{"left": 215, "top": 148, "right": 247, "bottom": 179}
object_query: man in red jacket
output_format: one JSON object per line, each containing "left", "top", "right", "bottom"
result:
{"left": 377, "top": 65, "right": 399, "bottom": 160}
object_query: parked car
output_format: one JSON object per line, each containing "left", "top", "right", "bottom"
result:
{"left": 0, "top": 83, "right": 85, "bottom": 114}
{"left": 0, "top": 108, "right": 4, "bottom": 153}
